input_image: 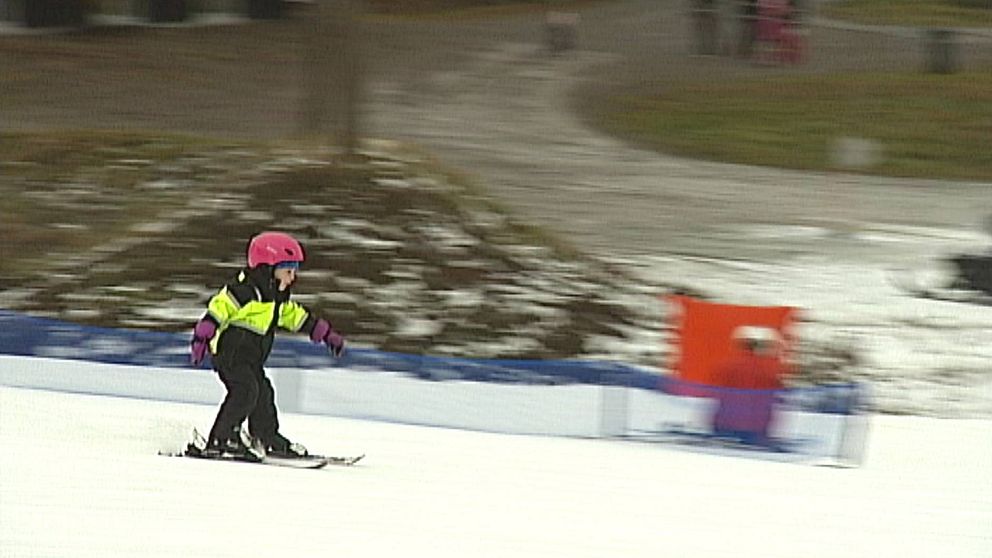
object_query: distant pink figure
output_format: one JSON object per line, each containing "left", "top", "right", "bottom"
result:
{"left": 756, "top": 0, "right": 803, "bottom": 64}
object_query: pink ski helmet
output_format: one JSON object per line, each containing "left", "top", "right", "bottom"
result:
{"left": 247, "top": 231, "right": 305, "bottom": 269}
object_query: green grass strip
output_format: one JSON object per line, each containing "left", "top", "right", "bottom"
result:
{"left": 599, "top": 71, "right": 992, "bottom": 180}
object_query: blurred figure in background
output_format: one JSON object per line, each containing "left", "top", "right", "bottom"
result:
{"left": 736, "top": 0, "right": 759, "bottom": 58}
{"left": 755, "top": 0, "right": 804, "bottom": 64}
{"left": 546, "top": 9, "right": 580, "bottom": 55}
{"left": 711, "top": 326, "right": 785, "bottom": 446}
{"left": 692, "top": 0, "right": 721, "bottom": 55}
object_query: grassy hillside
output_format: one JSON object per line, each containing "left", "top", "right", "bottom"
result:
{"left": 822, "top": 0, "right": 992, "bottom": 27}
{"left": 592, "top": 72, "right": 992, "bottom": 181}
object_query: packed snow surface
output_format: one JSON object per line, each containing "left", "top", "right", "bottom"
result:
{"left": 2, "top": 378, "right": 990, "bottom": 558}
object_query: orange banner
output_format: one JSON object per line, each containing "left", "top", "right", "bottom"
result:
{"left": 667, "top": 295, "right": 797, "bottom": 388}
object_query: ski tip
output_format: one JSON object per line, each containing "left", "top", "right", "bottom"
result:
{"left": 325, "top": 454, "right": 365, "bottom": 466}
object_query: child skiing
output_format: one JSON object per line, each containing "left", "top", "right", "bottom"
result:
{"left": 189, "top": 231, "right": 345, "bottom": 461}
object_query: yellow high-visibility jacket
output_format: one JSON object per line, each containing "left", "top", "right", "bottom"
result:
{"left": 203, "top": 267, "right": 315, "bottom": 368}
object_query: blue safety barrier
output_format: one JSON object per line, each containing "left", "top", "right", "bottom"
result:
{"left": 0, "top": 310, "right": 656, "bottom": 387}
{"left": 0, "top": 310, "right": 866, "bottom": 416}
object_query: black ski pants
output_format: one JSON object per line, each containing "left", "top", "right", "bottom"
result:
{"left": 208, "top": 361, "right": 281, "bottom": 445}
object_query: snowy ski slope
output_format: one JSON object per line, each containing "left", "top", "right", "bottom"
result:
{"left": 2, "top": 365, "right": 990, "bottom": 558}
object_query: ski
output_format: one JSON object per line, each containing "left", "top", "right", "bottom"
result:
{"left": 181, "top": 449, "right": 331, "bottom": 469}
{"left": 162, "top": 429, "right": 364, "bottom": 469}
{"left": 315, "top": 454, "right": 365, "bottom": 467}
{"left": 163, "top": 446, "right": 364, "bottom": 469}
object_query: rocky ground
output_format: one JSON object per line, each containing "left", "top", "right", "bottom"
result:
{"left": 0, "top": 135, "right": 666, "bottom": 365}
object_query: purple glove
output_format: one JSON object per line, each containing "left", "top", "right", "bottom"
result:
{"left": 311, "top": 318, "right": 345, "bottom": 358}
{"left": 190, "top": 318, "right": 217, "bottom": 367}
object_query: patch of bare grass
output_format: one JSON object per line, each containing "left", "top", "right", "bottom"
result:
{"left": 592, "top": 72, "right": 992, "bottom": 181}
{"left": 822, "top": 0, "right": 992, "bottom": 27}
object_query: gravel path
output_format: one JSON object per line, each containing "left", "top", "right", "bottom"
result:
{"left": 364, "top": 0, "right": 992, "bottom": 263}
